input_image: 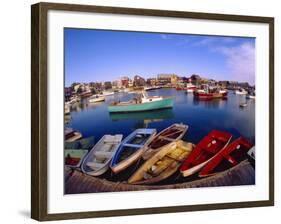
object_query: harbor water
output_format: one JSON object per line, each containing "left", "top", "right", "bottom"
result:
{"left": 66, "top": 88, "right": 255, "bottom": 145}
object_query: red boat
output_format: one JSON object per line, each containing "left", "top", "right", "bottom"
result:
{"left": 180, "top": 130, "right": 232, "bottom": 177}
{"left": 194, "top": 90, "right": 228, "bottom": 100}
{"left": 199, "top": 137, "right": 253, "bottom": 177}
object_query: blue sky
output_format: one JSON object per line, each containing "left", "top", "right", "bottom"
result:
{"left": 64, "top": 28, "right": 255, "bottom": 87}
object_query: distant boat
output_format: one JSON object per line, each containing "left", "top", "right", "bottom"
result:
{"left": 65, "top": 128, "right": 82, "bottom": 142}
{"left": 186, "top": 83, "right": 197, "bottom": 93}
{"left": 180, "top": 130, "right": 232, "bottom": 177}
{"left": 108, "top": 91, "right": 174, "bottom": 113}
{"left": 144, "top": 86, "right": 161, "bottom": 91}
{"left": 176, "top": 86, "right": 185, "bottom": 91}
{"left": 80, "top": 91, "right": 93, "bottom": 98}
{"left": 128, "top": 140, "right": 193, "bottom": 185}
{"left": 81, "top": 134, "right": 123, "bottom": 176}
{"left": 110, "top": 128, "right": 157, "bottom": 174}
{"left": 88, "top": 94, "right": 105, "bottom": 103}
{"left": 193, "top": 85, "right": 228, "bottom": 100}
{"left": 142, "top": 123, "right": 188, "bottom": 160}
{"left": 246, "top": 92, "right": 256, "bottom": 99}
{"left": 235, "top": 88, "right": 248, "bottom": 95}
{"left": 102, "top": 91, "right": 115, "bottom": 96}
{"left": 65, "top": 149, "right": 89, "bottom": 168}
{"left": 239, "top": 102, "right": 248, "bottom": 108}
{"left": 199, "top": 137, "right": 253, "bottom": 177}
{"left": 64, "top": 103, "right": 70, "bottom": 115}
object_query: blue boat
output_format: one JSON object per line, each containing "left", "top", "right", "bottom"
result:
{"left": 110, "top": 128, "right": 157, "bottom": 174}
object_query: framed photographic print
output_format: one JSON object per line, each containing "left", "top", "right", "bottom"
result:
{"left": 31, "top": 2, "right": 274, "bottom": 221}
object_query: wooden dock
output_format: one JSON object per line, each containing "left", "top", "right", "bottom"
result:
{"left": 65, "top": 160, "right": 255, "bottom": 194}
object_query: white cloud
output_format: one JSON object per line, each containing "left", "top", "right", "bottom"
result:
{"left": 215, "top": 42, "right": 255, "bottom": 85}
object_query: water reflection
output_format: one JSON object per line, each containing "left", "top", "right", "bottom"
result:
{"left": 109, "top": 109, "right": 175, "bottom": 128}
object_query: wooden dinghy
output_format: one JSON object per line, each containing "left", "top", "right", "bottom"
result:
{"left": 128, "top": 140, "right": 193, "bottom": 185}
{"left": 142, "top": 123, "right": 188, "bottom": 160}
{"left": 81, "top": 135, "right": 123, "bottom": 176}
{"left": 199, "top": 137, "right": 253, "bottom": 177}
{"left": 110, "top": 129, "right": 157, "bottom": 174}
{"left": 180, "top": 130, "right": 232, "bottom": 177}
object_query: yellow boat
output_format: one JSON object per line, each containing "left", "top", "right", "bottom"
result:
{"left": 128, "top": 140, "right": 193, "bottom": 185}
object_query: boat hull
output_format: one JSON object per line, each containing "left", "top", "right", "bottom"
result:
{"left": 194, "top": 92, "right": 227, "bottom": 100}
{"left": 108, "top": 97, "right": 174, "bottom": 113}
{"left": 199, "top": 137, "right": 253, "bottom": 177}
{"left": 128, "top": 140, "right": 193, "bottom": 185}
{"left": 81, "top": 135, "right": 123, "bottom": 176}
{"left": 180, "top": 130, "right": 232, "bottom": 177}
{"left": 110, "top": 129, "right": 157, "bottom": 174}
{"left": 142, "top": 123, "right": 188, "bottom": 160}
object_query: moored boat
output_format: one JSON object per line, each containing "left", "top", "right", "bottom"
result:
{"left": 80, "top": 91, "right": 93, "bottom": 98}
{"left": 239, "top": 102, "right": 248, "bottom": 108}
{"left": 88, "top": 94, "right": 105, "bottom": 103}
{"left": 180, "top": 130, "right": 232, "bottom": 177}
{"left": 199, "top": 137, "right": 253, "bottom": 177}
{"left": 102, "top": 91, "right": 115, "bottom": 96}
{"left": 235, "top": 88, "right": 248, "bottom": 95}
{"left": 65, "top": 128, "right": 82, "bottom": 142}
{"left": 108, "top": 91, "right": 174, "bottom": 113}
{"left": 144, "top": 86, "right": 161, "bottom": 91}
{"left": 64, "top": 103, "right": 70, "bottom": 115}
{"left": 186, "top": 82, "right": 197, "bottom": 93}
{"left": 110, "top": 128, "right": 157, "bottom": 174}
{"left": 81, "top": 134, "right": 123, "bottom": 176}
{"left": 142, "top": 123, "right": 188, "bottom": 160}
{"left": 193, "top": 85, "right": 227, "bottom": 100}
{"left": 128, "top": 140, "right": 193, "bottom": 185}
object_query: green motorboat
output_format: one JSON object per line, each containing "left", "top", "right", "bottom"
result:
{"left": 108, "top": 91, "right": 174, "bottom": 113}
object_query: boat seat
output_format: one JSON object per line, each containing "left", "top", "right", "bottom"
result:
{"left": 123, "top": 143, "right": 141, "bottom": 148}
{"left": 86, "top": 161, "right": 104, "bottom": 170}
{"left": 94, "top": 151, "right": 113, "bottom": 160}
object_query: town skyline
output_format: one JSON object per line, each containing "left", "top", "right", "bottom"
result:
{"left": 65, "top": 28, "right": 255, "bottom": 87}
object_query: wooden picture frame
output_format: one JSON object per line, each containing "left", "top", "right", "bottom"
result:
{"left": 31, "top": 2, "right": 274, "bottom": 221}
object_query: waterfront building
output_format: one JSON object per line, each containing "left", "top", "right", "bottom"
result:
{"left": 120, "top": 76, "right": 130, "bottom": 87}
{"left": 147, "top": 78, "right": 157, "bottom": 86}
{"left": 171, "top": 75, "right": 178, "bottom": 86}
{"left": 157, "top": 73, "right": 178, "bottom": 85}
{"left": 134, "top": 75, "right": 146, "bottom": 86}
{"left": 104, "top": 81, "right": 112, "bottom": 90}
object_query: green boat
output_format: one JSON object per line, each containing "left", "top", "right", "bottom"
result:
{"left": 108, "top": 92, "right": 174, "bottom": 113}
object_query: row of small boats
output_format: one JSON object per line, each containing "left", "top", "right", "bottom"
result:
{"left": 65, "top": 124, "right": 254, "bottom": 185}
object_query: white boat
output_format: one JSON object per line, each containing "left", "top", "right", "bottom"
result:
{"left": 81, "top": 135, "right": 123, "bottom": 176}
{"left": 144, "top": 86, "right": 161, "bottom": 91}
{"left": 235, "top": 88, "right": 247, "bottom": 95}
{"left": 239, "top": 102, "right": 248, "bottom": 107}
{"left": 186, "top": 83, "right": 196, "bottom": 93}
{"left": 64, "top": 103, "right": 70, "bottom": 115}
{"left": 102, "top": 91, "right": 115, "bottom": 96}
{"left": 246, "top": 93, "right": 256, "bottom": 99}
{"left": 88, "top": 95, "right": 105, "bottom": 103}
